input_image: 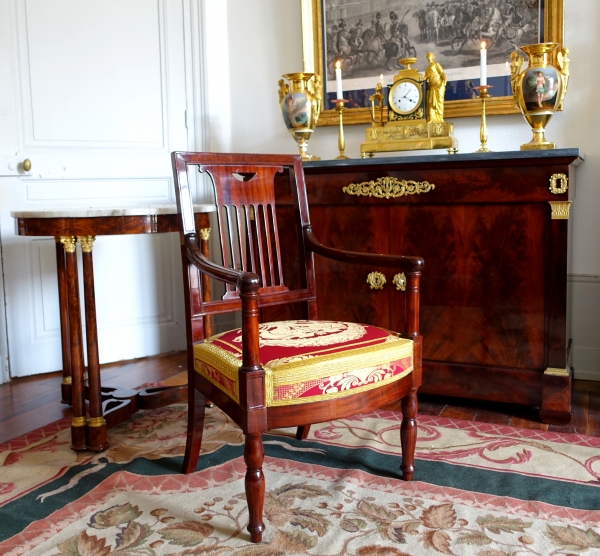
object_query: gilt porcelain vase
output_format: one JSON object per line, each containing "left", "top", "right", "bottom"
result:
{"left": 278, "top": 72, "right": 322, "bottom": 161}
{"left": 510, "top": 43, "right": 569, "bottom": 150}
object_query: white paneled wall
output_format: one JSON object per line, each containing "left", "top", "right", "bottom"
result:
{"left": 0, "top": 0, "right": 197, "bottom": 381}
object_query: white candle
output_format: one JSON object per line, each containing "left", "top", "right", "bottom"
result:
{"left": 379, "top": 73, "right": 384, "bottom": 86}
{"left": 335, "top": 61, "right": 343, "bottom": 99}
{"left": 480, "top": 42, "right": 487, "bottom": 86}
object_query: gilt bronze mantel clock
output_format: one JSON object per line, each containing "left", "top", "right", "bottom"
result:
{"left": 360, "top": 55, "right": 457, "bottom": 157}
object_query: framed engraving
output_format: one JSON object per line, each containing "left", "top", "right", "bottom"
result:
{"left": 301, "top": 0, "right": 564, "bottom": 125}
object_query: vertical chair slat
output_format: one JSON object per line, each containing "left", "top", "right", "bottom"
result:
{"left": 236, "top": 205, "right": 248, "bottom": 272}
{"left": 246, "top": 205, "right": 258, "bottom": 276}
{"left": 216, "top": 205, "right": 233, "bottom": 296}
{"left": 262, "top": 204, "right": 276, "bottom": 287}
{"left": 268, "top": 204, "right": 284, "bottom": 286}
{"left": 226, "top": 205, "right": 239, "bottom": 271}
{"left": 254, "top": 204, "right": 268, "bottom": 288}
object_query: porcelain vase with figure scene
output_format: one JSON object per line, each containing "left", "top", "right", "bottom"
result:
{"left": 278, "top": 73, "right": 322, "bottom": 161}
{"left": 510, "top": 42, "right": 569, "bottom": 150}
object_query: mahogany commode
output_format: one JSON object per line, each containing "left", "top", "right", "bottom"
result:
{"left": 12, "top": 205, "right": 215, "bottom": 452}
{"left": 270, "top": 149, "right": 582, "bottom": 424}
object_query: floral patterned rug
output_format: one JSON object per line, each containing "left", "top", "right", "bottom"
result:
{"left": 1, "top": 404, "right": 599, "bottom": 555}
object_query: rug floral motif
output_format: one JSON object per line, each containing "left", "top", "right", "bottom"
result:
{"left": 2, "top": 457, "right": 600, "bottom": 556}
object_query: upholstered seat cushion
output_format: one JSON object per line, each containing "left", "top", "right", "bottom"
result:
{"left": 193, "top": 320, "right": 413, "bottom": 407}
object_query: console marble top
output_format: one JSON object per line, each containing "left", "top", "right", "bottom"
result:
{"left": 11, "top": 204, "right": 216, "bottom": 219}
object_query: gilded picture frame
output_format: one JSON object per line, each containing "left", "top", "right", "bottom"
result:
{"left": 301, "top": 0, "right": 564, "bottom": 125}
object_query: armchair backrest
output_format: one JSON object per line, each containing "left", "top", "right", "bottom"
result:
{"left": 172, "top": 152, "right": 317, "bottom": 342}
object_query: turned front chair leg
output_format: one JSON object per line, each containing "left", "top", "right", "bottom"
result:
{"left": 400, "top": 388, "right": 418, "bottom": 481}
{"left": 244, "top": 433, "right": 266, "bottom": 543}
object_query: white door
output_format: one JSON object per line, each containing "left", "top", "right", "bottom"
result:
{"left": 0, "top": 0, "right": 198, "bottom": 381}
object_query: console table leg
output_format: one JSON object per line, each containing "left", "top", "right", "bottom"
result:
{"left": 79, "top": 236, "right": 108, "bottom": 451}
{"left": 199, "top": 228, "right": 213, "bottom": 338}
{"left": 55, "top": 237, "right": 72, "bottom": 404}
{"left": 61, "top": 236, "right": 87, "bottom": 451}
{"left": 200, "top": 228, "right": 214, "bottom": 408}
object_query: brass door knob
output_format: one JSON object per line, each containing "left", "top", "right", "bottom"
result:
{"left": 22, "top": 159, "right": 32, "bottom": 172}
{"left": 393, "top": 272, "right": 406, "bottom": 291}
{"left": 366, "top": 271, "right": 386, "bottom": 290}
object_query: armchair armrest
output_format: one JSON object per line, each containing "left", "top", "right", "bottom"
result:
{"left": 304, "top": 227, "right": 424, "bottom": 272}
{"left": 185, "top": 234, "right": 260, "bottom": 292}
{"left": 185, "top": 233, "right": 263, "bottom": 374}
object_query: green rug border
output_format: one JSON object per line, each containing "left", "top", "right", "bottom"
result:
{"left": 1, "top": 434, "right": 599, "bottom": 542}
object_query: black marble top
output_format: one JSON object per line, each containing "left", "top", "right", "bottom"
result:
{"left": 303, "top": 148, "right": 583, "bottom": 170}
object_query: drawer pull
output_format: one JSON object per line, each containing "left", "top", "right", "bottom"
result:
{"left": 343, "top": 177, "right": 435, "bottom": 199}
{"left": 549, "top": 173, "right": 568, "bottom": 194}
{"left": 393, "top": 273, "right": 406, "bottom": 291}
{"left": 366, "top": 271, "right": 386, "bottom": 290}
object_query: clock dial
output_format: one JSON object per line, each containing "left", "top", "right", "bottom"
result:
{"left": 390, "top": 80, "right": 422, "bottom": 114}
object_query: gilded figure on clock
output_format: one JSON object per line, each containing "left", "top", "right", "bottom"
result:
{"left": 424, "top": 52, "right": 446, "bottom": 122}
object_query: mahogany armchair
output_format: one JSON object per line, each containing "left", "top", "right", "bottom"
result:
{"left": 171, "top": 152, "right": 423, "bottom": 543}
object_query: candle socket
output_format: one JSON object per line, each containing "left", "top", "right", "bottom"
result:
{"left": 335, "top": 100, "right": 349, "bottom": 160}
{"left": 473, "top": 85, "right": 493, "bottom": 153}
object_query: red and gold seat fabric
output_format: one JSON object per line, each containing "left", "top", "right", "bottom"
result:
{"left": 193, "top": 320, "right": 413, "bottom": 407}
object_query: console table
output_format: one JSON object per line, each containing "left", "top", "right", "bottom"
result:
{"left": 271, "top": 149, "right": 582, "bottom": 424}
{"left": 12, "top": 206, "right": 215, "bottom": 451}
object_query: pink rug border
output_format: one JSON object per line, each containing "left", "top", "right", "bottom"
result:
{"left": 0, "top": 417, "right": 71, "bottom": 452}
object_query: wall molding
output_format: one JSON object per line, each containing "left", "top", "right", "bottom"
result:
{"left": 568, "top": 273, "right": 600, "bottom": 284}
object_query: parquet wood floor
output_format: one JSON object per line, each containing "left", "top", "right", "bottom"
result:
{"left": 1, "top": 351, "right": 599, "bottom": 445}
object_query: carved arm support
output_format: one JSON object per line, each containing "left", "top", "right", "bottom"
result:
{"left": 303, "top": 226, "right": 423, "bottom": 338}
{"left": 303, "top": 226, "right": 424, "bottom": 273}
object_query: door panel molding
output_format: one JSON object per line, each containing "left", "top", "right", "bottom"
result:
{"left": 17, "top": 0, "right": 170, "bottom": 149}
